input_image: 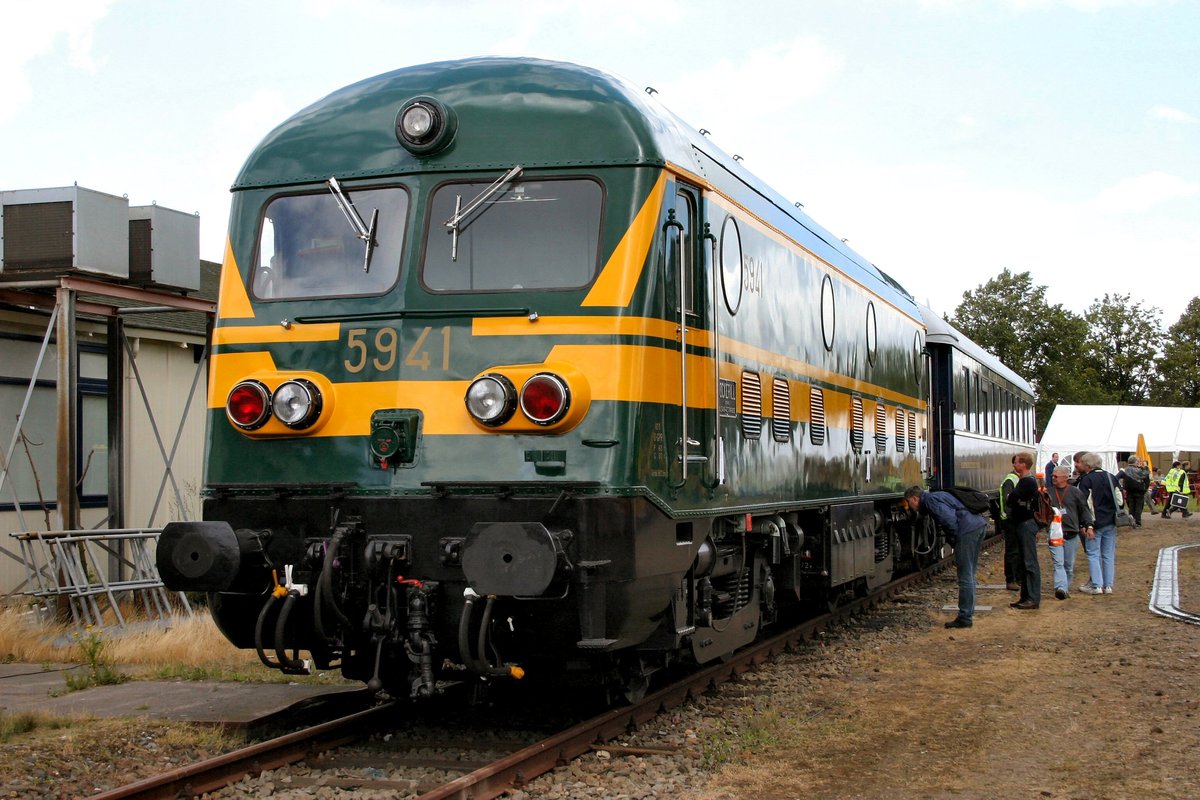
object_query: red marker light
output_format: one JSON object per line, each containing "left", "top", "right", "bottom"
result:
{"left": 520, "top": 373, "right": 569, "bottom": 425}
{"left": 226, "top": 381, "right": 270, "bottom": 430}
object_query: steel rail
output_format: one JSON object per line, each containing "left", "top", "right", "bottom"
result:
{"left": 88, "top": 702, "right": 398, "bottom": 800}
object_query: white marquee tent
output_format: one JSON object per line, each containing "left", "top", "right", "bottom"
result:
{"left": 1038, "top": 405, "right": 1200, "bottom": 475}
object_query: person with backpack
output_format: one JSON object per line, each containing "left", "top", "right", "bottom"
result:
{"left": 1003, "top": 451, "right": 1042, "bottom": 610}
{"left": 997, "top": 461, "right": 1023, "bottom": 592}
{"left": 903, "top": 486, "right": 989, "bottom": 628}
{"left": 1118, "top": 456, "right": 1150, "bottom": 527}
{"left": 1047, "top": 465, "right": 1094, "bottom": 600}
{"left": 1076, "top": 451, "right": 1120, "bottom": 594}
{"left": 1162, "top": 460, "right": 1193, "bottom": 519}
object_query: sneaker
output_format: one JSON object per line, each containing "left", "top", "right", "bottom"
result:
{"left": 1103, "top": 586, "right": 1113, "bottom": 594}
{"left": 1055, "top": 588, "right": 1068, "bottom": 600}
{"left": 1078, "top": 584, "right": 1103, "bottom": 595}
{"left": 945, "top": 617, "right": 973, "bottom": 629}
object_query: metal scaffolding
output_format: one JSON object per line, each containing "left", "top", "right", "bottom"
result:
{"left": 10, "top": 527, "right": 192, "bottom": 629}
{"left": 0, "top": 275, "right": 215, "bottom": 630}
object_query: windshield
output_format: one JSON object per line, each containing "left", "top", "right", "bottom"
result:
{"left": 254, "top": 186, "right": 408, "bottom": 299}
{"left": 423, "top": 177, "right": 602, "bottom": 292}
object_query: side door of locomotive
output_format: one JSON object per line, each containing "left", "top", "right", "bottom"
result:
{"left": 663, "top": 181, "right": 717, "bottom": 492}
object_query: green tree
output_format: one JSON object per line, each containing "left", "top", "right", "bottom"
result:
{"left": 1151, "top": 296, "right": 1200, "bottom": 406}
{"left": 949, "top": 269, "right": 1095, "bottom": 431}
{"left": 1083, "top": 293, "right": 1163, "bottom": 405}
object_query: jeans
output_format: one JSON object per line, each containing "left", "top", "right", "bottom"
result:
{"left": 1082, "top": 524, "right": 1116, "bottom": 588}
{"left": 953, "top": 523, "right": 987, "bottom": 622}
{"left": 1049, "top": 535, "right": 1081, "bottom": 592}
{"left": 1015, "top": 518, "right": 1041, "bottom": 604}
{"left": 1097, "top": 524, "right": 1117, "bottom": 589}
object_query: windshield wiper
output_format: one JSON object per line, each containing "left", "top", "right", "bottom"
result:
{"left": 443, "top": 165, "right": 523, "bottom": 261}
{"left": 326, "top": 176, "right": 379, "bottom": 273}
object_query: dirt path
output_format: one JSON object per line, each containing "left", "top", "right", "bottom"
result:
{"left": 689, "top": 514, "right": 1200, "bottom": 800}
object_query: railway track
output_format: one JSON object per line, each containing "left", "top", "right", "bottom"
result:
{"left": 91, "top": 543, "right": 973, "bottom": 800}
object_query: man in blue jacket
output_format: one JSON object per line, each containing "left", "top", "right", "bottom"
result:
{"left": 905, "top": 486, "right": 989, "bottom": 628}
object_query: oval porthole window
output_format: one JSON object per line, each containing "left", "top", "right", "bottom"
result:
{"left": 866, "top": 302, "right": 877, "bottom": 365}
{"left": 720, "top": 216, "right": 743, "bottom": 315}
{"left": 820, "top": 275, "right": 836, "bottom": 351}
{"left": 913, "top": 331, "right": 923, "bottom": 377}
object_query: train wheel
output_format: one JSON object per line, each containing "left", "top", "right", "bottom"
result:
{"left": 912, "top": 515, "right": 940, "bottom": 568}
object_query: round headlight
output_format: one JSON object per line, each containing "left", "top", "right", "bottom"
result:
{"left": 395, "top": 96, "right": 457, "bottom": 155}
{"left": 271, "top": 379, "right": 322, "bottom": 429}
{"left": 226, "top": 381, "right": 271, "bottom": 430}
{"left": 465, "top": 374, "right": 517, "bottom": 426}
{"left": 400, "top": 104, "right": 435, "bottom": 139}
{"left": 520, "top": 373, "right": 570, "bottom": 425}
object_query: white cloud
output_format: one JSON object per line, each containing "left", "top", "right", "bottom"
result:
{"left": 1090, "top": 172, "right": 1200, "bottom": 213}
{"left": 0, "top": 2, "right": 113, "bottom": 121}
{"left": 1152, "top": 105, "right": 1199, "bottom": 125}
{"left": 654, "top": 36, "right": 843, "bottom": 155}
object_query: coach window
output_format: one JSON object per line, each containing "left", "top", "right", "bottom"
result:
{"left": 981, "top": 382, "right": 989, "bottom": 436}
{"left": 255, "top": 185, "right": 409, "bottom": 299}
{"left": 424, "top": 177, "right": 602, "bottom": 292}
{"left": 961, "top": 367, "right": 971, "bottom": 432}
{"left": 973, "top": 373, "right": 981, "bottom": 434}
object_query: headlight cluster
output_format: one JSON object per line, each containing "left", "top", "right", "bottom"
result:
{"left": 226, "top": 379, "right": 323, "bottom": 432}
{"left": 465, "top": 372, "right": 570, "bottom": 428}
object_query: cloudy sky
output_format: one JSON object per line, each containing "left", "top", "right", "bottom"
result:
{"left": 2, "top": 0, "right": 1196, "bottom": 325}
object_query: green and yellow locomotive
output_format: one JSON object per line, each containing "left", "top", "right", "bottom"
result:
{"left": 158, "top": 57, "right": 1033, "bottom": 698}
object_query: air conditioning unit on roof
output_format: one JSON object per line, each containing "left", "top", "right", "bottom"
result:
{"left": 0, "top": 186, "right": 130, "bottom": 281}
{"left": 128, "top": 204, "right": 200, "bottom": 291}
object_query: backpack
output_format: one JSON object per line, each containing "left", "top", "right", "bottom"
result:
{"left": 1033, "top": 490, "right": 1055, "bottom": 527}
{"left": 947, "top": 486, "right": 991, "bottom": 515}
{"left": 1123, "top": 467, "right": 1148, "bottom": 493}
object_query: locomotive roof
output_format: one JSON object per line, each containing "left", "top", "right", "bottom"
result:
{"left": 234, "top": 56, "right": 916, "bottom": 315}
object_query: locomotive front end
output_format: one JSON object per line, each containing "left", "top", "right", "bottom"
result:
{"left": 158, "top": 58, "right": 704, "bottom": 698}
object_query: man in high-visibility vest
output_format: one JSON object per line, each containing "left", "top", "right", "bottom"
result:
{"left": 1162, "top": 461, "right": 1193, "bottom": 519}
{"left": 998, "top": 460, "right": 1022, "bottom": 591}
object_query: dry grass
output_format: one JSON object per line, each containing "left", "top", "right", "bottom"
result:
{"left": 0, "top": 604, "right": 259, "bottom": 671}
